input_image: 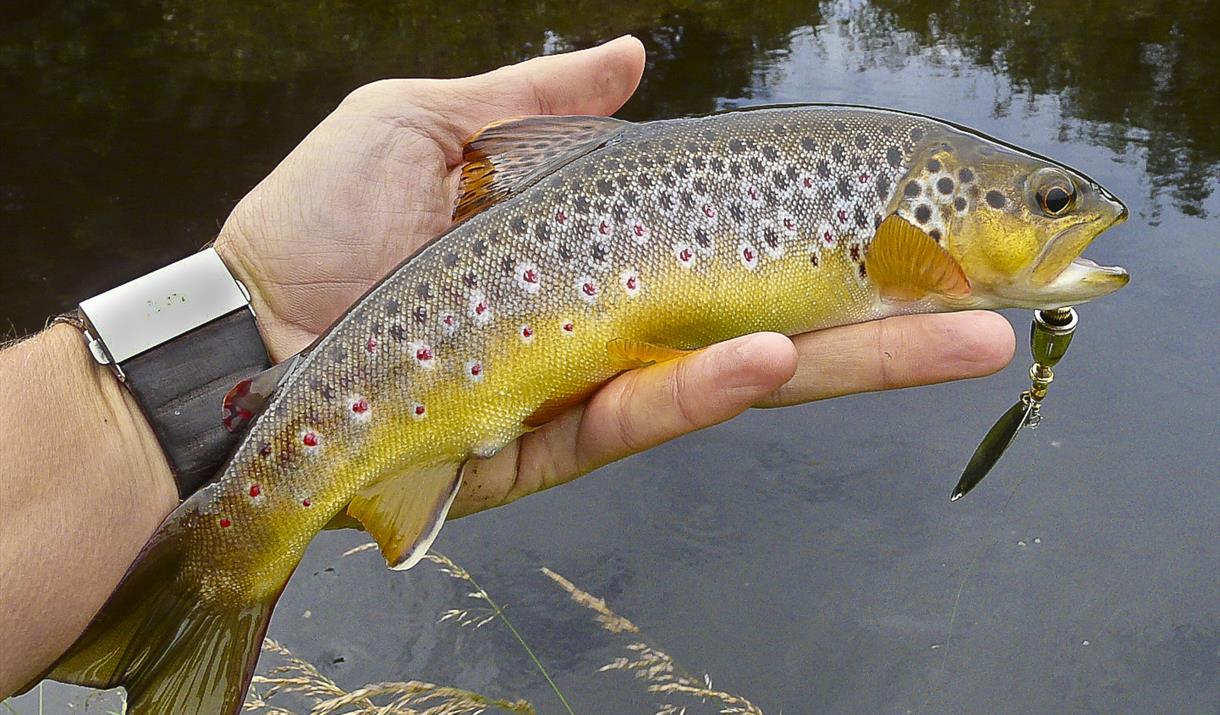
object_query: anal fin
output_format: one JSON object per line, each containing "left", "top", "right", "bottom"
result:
{"left": 346, "top": 462, "right": 465, "bottom": 571}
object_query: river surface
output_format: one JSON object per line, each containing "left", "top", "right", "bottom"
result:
{"left": 2, "top": 1, "right": 1217, "bottom": 713}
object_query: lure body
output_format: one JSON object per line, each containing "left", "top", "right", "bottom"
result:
{"left": 43, "top": 105, "right": 1128, "bottom": 714}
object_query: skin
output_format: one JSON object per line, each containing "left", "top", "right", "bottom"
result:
{"left": 0, "top": 35, "right": 1014, "bottom": 696}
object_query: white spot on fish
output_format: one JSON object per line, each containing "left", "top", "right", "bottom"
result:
{"left": 411, "top": 342, "right": 436, "bottom": 369}
{"left": 738, "top": 241, "right": 759, "bottom": 270}
{"left": 620, "top": 269, "right": 641, "bottom": 297}
{"left": 468, "top": 291, "right": 491, "bottom": 325}
{"left": 516, "top": 262, "right": 541, "bottom": 294}
{"left": 627, "top": 217, "right": 649, "bottom": 244}
{"left": 411, "top": 402, "right": 427, "bottom": 420}
{"left": 576, "top": 276, "right": 599, "bottom": 303}
{"left": 673, "top": 242, "right": 696, "bottom": 269}
{"left": 347, "top": 395, "right": 371, "bottom": 424}
{"left": 440, "top": 313, "right": 458, "bottom": 337}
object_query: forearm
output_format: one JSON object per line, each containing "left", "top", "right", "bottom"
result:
{"left": 0, "top": 324, "right": 176, "bottom": 694}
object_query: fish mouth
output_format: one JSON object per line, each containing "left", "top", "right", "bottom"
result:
{"left": 1026, "top": 203, "right": 1129, "bottom": 308}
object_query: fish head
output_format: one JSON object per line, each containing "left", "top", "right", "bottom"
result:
{"left": 897, "top": 130, "right": 1129, "bottom": 309}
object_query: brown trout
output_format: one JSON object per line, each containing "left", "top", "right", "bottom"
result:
{"left": 41, "top": 105, "right": 1128, "bottom": 713}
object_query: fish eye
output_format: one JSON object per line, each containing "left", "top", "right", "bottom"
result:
{"left": 1038, "top": 184, "right": 1075, "bottom": 216}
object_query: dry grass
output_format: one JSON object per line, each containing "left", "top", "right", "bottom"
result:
{"left": 541, "top": 568, "right": 763, "bottom": 715}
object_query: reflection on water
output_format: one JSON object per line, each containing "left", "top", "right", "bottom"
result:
{"left": 2, "top": 1, "right": 1217, "bottom": 714}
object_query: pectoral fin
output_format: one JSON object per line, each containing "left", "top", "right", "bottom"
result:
{"left": 346, "top": 462, "right": 465, "bottom": 571}
{"left": 606, "top": 338, "right": 693, "bottom": 371}
{"left": 864, "top": 215, "right": 971, "bottom": 301}
{"left": 221, "top": 355, "right": 301, "bottom": 433}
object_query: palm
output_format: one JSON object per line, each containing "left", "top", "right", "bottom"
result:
{"left": 214, "top": 38, "right": 1014, "bottom": 519}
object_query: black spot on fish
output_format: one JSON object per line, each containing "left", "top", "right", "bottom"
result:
{"left": 559, "top": 243, "right": 574, "bottom": 261}
{"left": 624, "top": 189, "right": 641, "bottom": 207}
{"left": 637, "top": 174, "right": 653, "bottom": 190}
{"left": 837, "top": 177, "right": 853, "bottom": 198}
{"left": 611, "top": 204, "right": 628, "bottom": 222}
{"left": 831, "top": 143, "right": 846, "bottom": 163}
{"left": 772, "top": 170, "right": 789, "bottom": 189}
{"left": 873, "top": 213, "right": 884, "bottom": 229}
{"left": 413, "top": 306, "right": 427, "bottom": 324}
{"left": 810, "top": 253, "right": 819, "bottom": 267}
{"left": 880, "top": 125, "right": 894, "bottom": 137}
{"left": 761, "top": 145, "right": 779, "bottom": 161}
{"left": 501, "top": 256, "right": 514, "bottom": 275}
{"left": 673, "top": 162, "right": 690, "bottom": 178}
{"left": 590, "top": 242, "right": 608, "bottom": 263}
{"left": 621, "top": 157, "right": 637, "bottom": 171}
{"left": 661, "top": 138, "right": 676, "bottom": 150}
{"left": 371, "top": 321, "right": 383, "bottom": 335}
{"left": 915, "top": 204, "right": 932, "bottom": 223}
{"left": 875, "top": 174, "right": 892, "bottom": 201}
{"left": 910, "top": 127, "right": 925, "bottom": 142}
{"left": 986, "top": 190, "right": 1007, "bottom": 209}
{"left": 749, "top": 157, "right": 765, "bottom": 174}
{"left": 416, "top": 283, "right": 432, "bottom": 299}
{"left": 763, "top": 187, "right": 780, "bottom": 206}
{"left": 958, "top": 167, "right": 975, "bottom": 183}
{"left": 615, "top": 174, "right": 632, "bottom": 190}
{"left": 763, "top": 226, "right": 779, "bottom": 248}
{"left": 926, "top": 158, "right": 942, "bottom": 172}
{"left": 472, "top": 239, "right": 487, "bottom": 257}
{"left": 389, "top": 324, "right": 406, "bottom": 341}
{"left": 659, "top": 193, "right": 675, "bottom": 212}
{"left": 801, "top": 136, "right": 816, "bottom": 152}
{"left": 859, "top": 263, "right": 868, "bottom": 278}
{"left": 730, "top": 161, "right": 744, "bottom": 179}
{"left": 904, "top": 181, "right": 922, "bottom": 198}
{"left": 686, "top": 141, "right": 699, "bottom": 153}
{"left": 854, "top": 133, "right": 870, "bottom": 150}
{"left": 729, "top": 203, "right": 746, "bottom": 223}
{"left": 509, "top": 216, "right": 527, "bottom": 235}
{"left": 854, "top": 205, "right": 869, "bottom": 229}
{"left": 710, "top": 157, "right": 726, "bottom": 173}
{"left": 692, "top": 156, "right": 706, "bottom": 171}
{"left": 596, "top": 179, "right": 614, "bottom": 196}
{"left": 817, "top": 159, "right": 832, "bottom": 179}
{"left": 680, "top": 190, "right": 695, "bottom": 209}
{"left": 954, "top": 196, "right": 968, "bottom": 212}
{"left": 929, "top": 228, "right": 943, "bottom": 242}
{"left": 937, "top": 177, "right": 955, "bottom": 195}
{"left": 639, "top": 155, "right": 655, "bottom": 169}
{"left": 728, "top": 138, "right": 746, "bottom": 154}
{"left": 886, "top": 146, "right": 903, "bottom": 169}
{"left": 574, "top": 195, "right": 591, "bottom": 212}
{"left": 462, "top": 273, "right": 478, "bottom": 288}
{"left": 534, "top": 222, "right": 552, "bottom": 242}
{"left": 693, "top": 227, "right": 711, "bottom": 248}
{"left": 833, "top": 120, "right": 846, "bottom": 132}
{"left": 693, "top": 178, "right": 708, "bottom": 194}
{"left": 385, "top": 299, "right": 400, "bottom": 315}
{"left": 330, "top": 347, "right": 347, "bottom": 362}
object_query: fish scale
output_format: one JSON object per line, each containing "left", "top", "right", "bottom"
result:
{"left": 40, "top": 104, "right": 1128, "bottom": 714}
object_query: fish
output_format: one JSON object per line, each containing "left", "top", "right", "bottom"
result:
{"left": 35, "top": 104, "right": 1129, "bottom": 713}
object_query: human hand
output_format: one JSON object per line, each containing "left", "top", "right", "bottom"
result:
{"left": 213, "top": 36, "right": 1015, "bottom": 518}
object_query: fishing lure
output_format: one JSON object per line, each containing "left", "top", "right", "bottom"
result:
{"left": 951, "top": 306, "right": 1079, "bottom": 500}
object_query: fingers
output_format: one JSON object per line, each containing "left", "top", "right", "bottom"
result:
{"left": 505, "top": 332, "right": 798, "bottom": 501}
{"left": 438, "top": 35, "right": 646, "bottom": 141}
{"left": 758, "top": 311, "right": 1015, "bottom": 407}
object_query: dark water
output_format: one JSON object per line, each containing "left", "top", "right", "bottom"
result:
{"left": 3, "top": 1, "right": 1217, "bottom": 713}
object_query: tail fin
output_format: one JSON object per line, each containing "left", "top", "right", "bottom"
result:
{"left": 43, "top": 527, "right": 288, "bottom": 714}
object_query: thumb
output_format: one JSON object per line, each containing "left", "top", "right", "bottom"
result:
{"left": 440, "top": 35, "right": 646, "bottom": 141}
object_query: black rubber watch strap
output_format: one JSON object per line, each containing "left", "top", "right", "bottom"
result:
{"left": 121, "top": 309, "right": 271, "bottom": 499}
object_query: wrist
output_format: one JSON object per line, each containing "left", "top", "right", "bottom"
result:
{"left": 213, "top": 233, "right": 311, "bottom": 362}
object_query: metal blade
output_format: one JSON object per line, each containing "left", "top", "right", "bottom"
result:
{"left": 950, "top": 398, "right": 1034, "bottom": 501}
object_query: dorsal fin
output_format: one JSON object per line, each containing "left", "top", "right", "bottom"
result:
{"left": 221, "top": 355, "right": 300, "bottom": 433}
{"left": 864, "top": 215, "right": 972, "bottom": 301}
{"left": 454, "top": 115, "right": 629, "bottom": 222}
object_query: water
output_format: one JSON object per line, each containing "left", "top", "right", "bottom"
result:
{"left": 2, "top": 1, "right": 1217, "bottom": 713}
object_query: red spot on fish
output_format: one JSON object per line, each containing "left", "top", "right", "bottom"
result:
{"left": 259, "top": 443, "right": 272, "bottom": 456}
{"left": 582, "top": 282, "right": 597, "bottom": 297}
{"left": 416, "top": 347, "right": 433, "bottom": 362}
{"left": 634, "top": 223, "right": 646, "bottom": 237}
{"left": 219, "top": 518, "right": 232, "bottom": 529}
{"left": 249, "top": 484, "right": 261, "bottom": 498}
{"left": 823, "top": 230, "right": 835, "bottom": 244}
{"left": 783, "top": 217, "right": 796, "bottom": 231}
{"left": 555, "top": 209, "right": 567, "bottom": 224}
{"left": 523, "top": 269, "right": 539, "bottom": 284}
{"left": 474, "top": 302, "right": 487, "bottom": 315}
{"left": 626, "top": 276, "right": 638, "bottom": 290}
{"left": 351, "top": 398, "right": 369, "bottom": 414}
{"left": 598, "top": 220, "right": 611, "bottom": 235}
{"left": 837, "top": 209, "right": 848, "bottom": 223}
{"left": 221, "top": 378, "right": 254, "bottom": 433}
{"left": 811, "top": 253, "right": 820, "bottom": 267}
{"left": 803, "top": 177, "right": 814, "bottom": 188}
{"left": 366, "top": 337, "right": 377, "bottom": 353}
{"left": 748, "top": 185, "right": 761, "bottom": 201}
{"left": 301, "top": 498, "right": 311, "bottom": 508}
{"left": 414, "top": 404, "right": 426, "bottom": 416}
{"left": 470, "top": 363, "right": 483, "bottom": 377}
{"left": 563, "top": 322, "right": 575, "bottom": 333}
{"left": 679, "top": 248, "right": 693, "bottom": 262}
{"left": 521, "top": 325, "right": 533, "bottom": 338}
{"left": 302, "top": 432, "right": 319, "bottom": 447}
{"left": 702, "top": 204, "right": 716, "bottom": 218}
{"left": 743, "top": 246, "right": 755, "bottom": 262}
{"left": 443, "top": 314, "right": 455, "bottom": 326}
{"left": 858, "top": 172, "right": 870, "bottom": 183}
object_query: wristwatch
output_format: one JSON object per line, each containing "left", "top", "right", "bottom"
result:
{"left": 72, "top": 247, "right": 271, "bottom": 499}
